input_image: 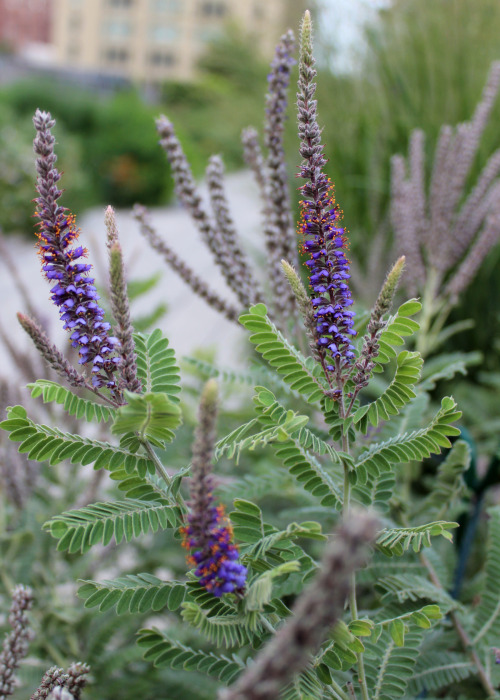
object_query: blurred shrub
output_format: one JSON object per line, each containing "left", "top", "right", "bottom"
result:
{"left": 0, "top": 77, "right": 101, "bottom": 136}
{"left": 0, "top": 80, "right": 173, "bottom": 221}
{"left": 161, "top": 30, "right": 270, "bottom": 171}
{"left": 88, "top": 91, "right": 173, "bottom": 207}
{"left": 0, "top": 102, "right": 93, "bottom": 235}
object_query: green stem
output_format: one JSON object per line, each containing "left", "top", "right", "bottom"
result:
{"left": 327, "top": 678, "right": 351, "bottom": 700}
{"left": 415, "top": 267, "right": 450, "bottom": 358}
{"left": 90, "top": 388, "right": 185, "bottom": 508}
{"left": 259, "top": 613, "right": 276, "bottom": 635}
{"left": 142, "top": 440, "right": 171, "bottom": 487}
{"left": 339, "top": 396, "right": 371, "bottom": 700}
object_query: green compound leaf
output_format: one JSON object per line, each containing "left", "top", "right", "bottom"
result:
{"left": 420, "top": 439, "right": 471, "bottom": 518}
{"left": 239, "top": 304, "right": 327, "bottom": 403}
{"left": 78, "top": 575, "right": 187, "bottom": 614}
{"left": 245, "top": 560, "right": 301, "bottom": 611}
{"left": 353, "top": 351, "right": 423, "bottom": 433}
{"left": 215, "top": 387, "right": 339, "bottom": 466}
{"left": 407, "top": 651, "right": 474, "bottom": 695}
{"left": 318, "top": 620, "right": 367, "bottom": 673}
{"left": 133, "top": 329, "right": 181, "bottom": 401}
{"left": 376, "top": 521, "right": 458, "bottom": 556}
{"left": 44, "top": 499, "right": 181, "bottom": 554}
{"left": 112, "top": 391, "right": 182, "bottom": 444}
{"left": 253, "top": 387, "right": 340, "bottom": 461}
{"left": 375, "top": 574, "right": 459, "bottom": 614}
{"left": 353, "top": 397, "right": 462, "bottom": 485}
{"left": 364, "top": 627, "right": 425, "bottom": 699}
{"left": 27, "top": 379, "right": 116, "bottom": 423}
{"left": 274, "top": 441, "right": 344, "bottom": 510}
{"left": 281, "top": 669, "right": 324, "bottom": 700}
{"left": 377, "top": 604, "right": 442, "bottom": 633}
{"left": 471, "top": 506, "right": 500, "bottom": 647}
{"left": 229, "top": 500, "right": 321, "bottom": 577}
{"left": 181, "top": 601, "right": 262, "bottom": 648}
{"left": 1, "top": 406, "right": 156, "bottom": 478}
{"left": 216, "top": 388, "right": 344, "bottom": 510}
{"left": 373, "top": 298, "right": 421, "bottom": 370}
{"left": 352, "top": 472, "right": 396, "bottom": 514}
{"left": 137, "top": 629, "right": 245, "bottom": 683}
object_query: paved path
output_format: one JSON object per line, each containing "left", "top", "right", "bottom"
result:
{"left": 0, "top": 170, "right": 268, "bottom": 382}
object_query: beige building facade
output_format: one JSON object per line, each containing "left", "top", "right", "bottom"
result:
{"left": 51, "top": 0, "right": 305, "bottom": 82}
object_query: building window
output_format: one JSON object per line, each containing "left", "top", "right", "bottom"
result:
{"left": 150, "top": 0, "right": 180, "bottom": 11}
{"left": 149, "top": 51, "right": 175, "bottom": 66}
{"left": 253, "top": 3, "right": 264, "bottom": 20}
{"left": 196, "top": 27, "right": 222, "bottom": 42}
{"left": 67, "top": 45, "right": 80, "bottom": 61}
{"left": 199, "top": 2, "right": 226, "bottom": 18}
{"left": 68, "top": 14, "right": 81, "bottom": 31}
{"left": 104, "top": 47, "right": 129, "bottom": 62}
{"left": 107, "top": 0, "right": 133, "bottom": 7}
{"left": 149, "top": 25, "right": 179, "bottom": 42}
{"left": 102, "top": 20, "right": 132, "bottom": 37}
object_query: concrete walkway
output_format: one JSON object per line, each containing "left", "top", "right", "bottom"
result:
{"left": 0, "top": 170, "right": 268, "bottom": 381}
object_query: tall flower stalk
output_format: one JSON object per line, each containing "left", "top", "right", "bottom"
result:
{"left": 181, "top": 380, "right": 247, "bottom": 597}
{"left": 296, "top": 13, "right": 369, "bottom": 699}
{"left": 32, "top": 110, "right": 121, "bottom": 395}
{"left": 0, "top": 585, "right": 33, "bottom": 700}
{"left": 263, "top": 29, "right": 298, "bottom": 322}
{"left": 105, "top": 206, "right": 142, "bottom": 394}
{"left": 297, "top": 13, "right": 356, "bottom": 397}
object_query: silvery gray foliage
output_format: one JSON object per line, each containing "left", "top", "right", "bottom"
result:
{"left": 134, "top": 203, "right": 240, "bottom": 322}
{"left": 0, "top": 585, "right": 33, "bottom": 700}
{"left": 391, "top": 61, "right": 500, "bottom": 300}
{"left": 47, "top": 688, "right": 74, "bottom": 700}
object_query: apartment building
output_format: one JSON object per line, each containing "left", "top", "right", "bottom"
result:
{"left": 0, "top": 0, "right": 52, "bottom": 51}
{"left": 51, "top": 0, "right": 305, "bottom": 82}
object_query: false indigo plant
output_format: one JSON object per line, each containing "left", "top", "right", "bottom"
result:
{"left": 2, "top": 10, "right": 500, "bottom": 700}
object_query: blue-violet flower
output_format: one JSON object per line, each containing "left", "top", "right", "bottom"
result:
{"left": 32, "top": 110, "right": 120, "bottom": 392}
{"left": 181, "top": 379, "right": 246, "bottom": 596}
{"left": 297, "top": 13, "right": 356, "bottom": 382}
{"left": 181, "top": 501, "right": 247, "bottom": 597}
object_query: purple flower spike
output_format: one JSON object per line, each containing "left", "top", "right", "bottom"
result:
{"left": 180, "top": 379, "right": 247, "bottom": 597}
{"left": 297, "top": 14, "right": 356, "bottom": 382}
{"left": 181, "top": 502, "right": 247, "bottom": 597}
{"left": 32, "top": 110, "right": 120, "bottom": 393}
